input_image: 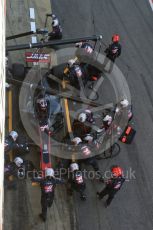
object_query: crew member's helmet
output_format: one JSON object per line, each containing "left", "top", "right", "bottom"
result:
{"left": 111, "top": 166, "right": 123, "bottom": 177}
{"left": 112, "top": 34, "right": 120, "bottom": 43}
{"left": 70, "top": 163, "right": 79, "bottom": 172}
{"left": 68, "top": 59, "right": 76, "bottom": 67}
{"left": 84, "top": 134, "right": 93, "bottom": 142}
{"left": 75, "top": 42, "right": 83, "bottom": 48}
{"left": 14, "top": 157, "right": 23, "bottom": 167}
{"left": 52, "top": 14, "right": 56, "bottom": 19}
{"left": 78, "top": 113, "right": 87, "bottom": 123}
{"left": 120, "top": 99, "right": 129, "bottom": 108}
{"left": 45, "top": 168, "right": 55, "bottom": 178}
{"left": 72, "top": 137, "right": 82, "bottom": 145}
{"left": 9, "top": 131, "right": 18, "bottom": 141}
{"left": 103, "top": 115, "right": 112, "bottom": 122}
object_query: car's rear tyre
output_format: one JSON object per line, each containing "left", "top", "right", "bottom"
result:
{"left": 12, "top": 63, "right": 25, "bottom": 81}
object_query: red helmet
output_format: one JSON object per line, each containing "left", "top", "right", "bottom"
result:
{"left": 112, "top": 34, "right": 120, "bottom": 42}
{"left": 111, "top": 166, "right": 123, "bottom": 177}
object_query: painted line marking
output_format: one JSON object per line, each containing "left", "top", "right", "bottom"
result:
{"left": 29, "top": 8, "right": 37, "bottom": 43}
{"left": 30, "top": 21, "right": 36, "bottom": 32}
{"left": 8, "top": 90, "right": 13, "bottom": 180}
{"left": 62, "top": 81, "right": 76, "bottom": 162}
{"left": 29, "top": 8, "right": 35, "bottom": 19}
{"left": 62, "top": 81, "right": 72, "bottom": 134}
{"left": 149, "top": 0, "right": 153, "bottom": 10}
{"left": 8, "top": 90, "right": 12, "bottom": 132}
{"left": 31, "top": 36, "right": 37, "bottom": 43}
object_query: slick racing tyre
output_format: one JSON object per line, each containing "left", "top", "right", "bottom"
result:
{"left": 12, "top": 63, "right": 25, "bottom": 81}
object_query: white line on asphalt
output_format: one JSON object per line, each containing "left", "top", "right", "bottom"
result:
{"left": 32, "top": 36, "right": 37, "bottom": 43}
{"left": 30, "top": 21, "right": 36, "bottom": 32}
{"left": 29, "top": 8, "right": 37, "bottom": 43}
{"left": 148, "top": 0, "right": 153, "bottom": 11}
{"left": 29, "top": 8, "right": 35, "bottom": 19}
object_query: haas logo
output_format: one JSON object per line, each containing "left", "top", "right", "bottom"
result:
{"left": 85, "top": 46, "right": 93, "bottom": 54}
{"left": 75, "top": 66, "right": 82, "bottom": 77}
{"left": 76, "top": 175, "right": 83, "bottom": 184}
{"left": 82, "top": 146, "right": 91, "bottom": 156}
{"left": 114, "top": 182, "right": 121, "bottom": 190}
{"left": 112, "top": 48, "right": 118, "bottom": 54}
{"left": 44, "top": 185, "right": 53, "bottom": 193}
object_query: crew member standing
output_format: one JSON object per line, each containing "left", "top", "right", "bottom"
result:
{"left": 48, "top": 14, "right": 62, "bottom": 40}
{"left": 68, "top": 162, "right": 86, "bottom": 200}
{"left": 105, "top": 34, "right": 121, "bottom": 62}
{"left": 32, "top": 168, "right": 64, "bottom": 222}
{"left": 71, "top": 137, "right": 103, "bottom": 181}
{"left": 97, "top": 165, "right": 125, "bottom": 207}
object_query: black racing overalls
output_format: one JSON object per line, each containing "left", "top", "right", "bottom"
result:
{"left": 69, "top": 171, "right": 86, "bottom": 199}
{"left": 41, "top": 180, "right": 55, "bottom": 219}
{"left": 32, "top": 177, "right": 64, "bottom": 221}
{"left": 105, "top": 42, "right": 121, "bottom": 62}
{"left": 48, "top": 25, "right": 62, "bottom": 40}
{"left": 98, "top": 176, "right": 125, "bottom": 205}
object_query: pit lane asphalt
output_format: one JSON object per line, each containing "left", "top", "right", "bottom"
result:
{"left": 51, "top": 0, "right": 153, "bottom": 229}
{"left": 5, "top": 1, "right": 75, "bottom": 230}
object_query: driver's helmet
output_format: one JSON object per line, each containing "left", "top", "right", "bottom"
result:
{"left": 37, "top": 98, "right": 47, "bottom": 110}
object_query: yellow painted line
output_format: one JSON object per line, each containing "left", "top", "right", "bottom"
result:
{"left": 32, "top": 182, "right": 39, "bottom": 186}
{"left": 8, "top": 90, "right": 12, "bottom": 131}
{"left": 62, "top": 80, "right": 76, "bottom": 162}
{"left": 62, "top": 81, "right": 72, "bottom": 133}
{"left": 8, "top": 90, "right": 13, "bottom": 180}
{"left": 72, "top": 155, "right": 76, "bottom": 162}
{"left": 64, "top": 99, "right": 72, "bottom": 133}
